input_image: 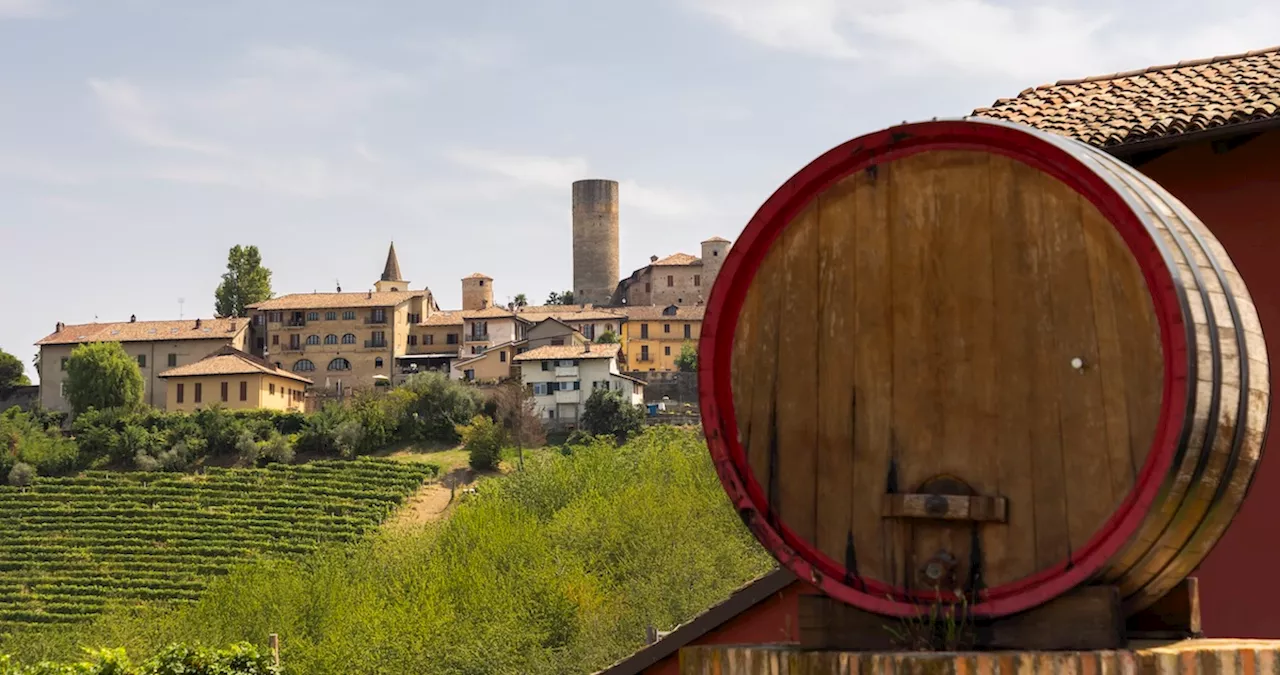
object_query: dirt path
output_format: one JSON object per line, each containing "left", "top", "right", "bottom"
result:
{"left": 386, "top": 467, "right": 479, "bottom": 528}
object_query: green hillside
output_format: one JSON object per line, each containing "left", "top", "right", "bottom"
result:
{"left": 0, "top": 459, "right": 436, "bottom": 634}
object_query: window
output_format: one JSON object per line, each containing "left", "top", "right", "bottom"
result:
{"left": 664, "top": 323, "right": 671, "bottom": 334}
{"left": 343, "top": 311, "right": 356, "bottom": 321}
{"left": 220, "top": 382, "right": 228, "bottom": 402}
{"left": 324, "top": 334, "right": 338, "bottom": 345}
{"left": 194, "top": 383, "right": 202, "bottom": 403}
{"left": 306, "top": 335, "right": 321, "bottom": 345}
{"left": 371, "top": 309, "right": 386, "bottom": 323}
{"left": 667, "top": 275, "right": 674, "bottom": 287}
{"left": 640, "top": 324, "right": 649, "bottom": 339}
{"left": 665, "top": 346, "right": 671, "bottom": 356}
{"left": 375, "top": 357, "right": 384, "bottom": 368}
{"left": 644, "top": 282, "right": 651, "bottom": 293}
{"left": 446, "top": 333, "right": 458, "bottom": 345}
{"left": 684, "top": 324, "right": 692, "bottom": 339}
{"left": 499, "top": 351, "right": 507, "bottom": 363}
{"left": 533, "top": 383, "right": 548, "bottom": 395}
{"left": 176, "top": 383, "right": 184, "bottom": 403}
{"left": 60, "top": 357, "right": 68, "bottom": 371}
{"left": 694, "top": 274, "right": 701, "bottom": 287}
{"left": 641, "top": 346, "right": 650, "bottom": 361}
{"left": 479, "top": 279, "right": 485, "bottom": 287}
{"left": 270, "top": 383, "right": 275, "bottom": 395}
{"left": 240, "top": 381, "right": 248, "bottom": 401}
{"left": 272, "top": 335, "right": 279, "bottom": 346}
{"left": 328, "top": 358, "right": 352, "bottom": 371}
{"left": 342, "top": 333, "right": 356, "bottom": 344}
{"left": 541, "top": 361, "right": 550, "bottom": 371}
{"left": 409, "top": 335, "right": 418, "bottom": 346}
{"left": 583, "top": 324, "right": 595, "bottom": 339}
{"left": 663, "top": 305, "right": 678, "bottom": 316}
{"left": 425, "top": 334, "right": 434, "bottom": 345}
{"left": 307, "top": 312, "right": 319, "bottom": 321}
{"left": 167, "top": 353, "right": 177, "bottom": 367}
{"left": 408, "top": 313, "right": 420, "bottom": 324}
{"left": 325, "top": 311, "right": 337, "bottom": 321}
{"left": 293, "top": 359, "right": 316, "bottom": 372}
{"left": 606, "top": 324, "right": 613, "bottom": 332}
{"left": 551, "top": 338, "right": 564, "bottom": 346}
{"left": 464, "top": 369, "right": 475, "bottom": 381}
{"left": 136, "top": 354, "right": 147, "bottom": 368}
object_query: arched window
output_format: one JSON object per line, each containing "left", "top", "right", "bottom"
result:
{"left": 293, "top": 359, "right": 316, "bottom": 372}
{"left": 324, "top": 334, "right": 338, "bottom": 345}
{"left": 325, "top": 311, "right": 337, "bottom": 321}
{"left": 375, "top": 357, "right": 384, "bottom": 368}
{"left": 307, "top": 312, "right": 320, "bottom": 321}
{"left": 327, "top": 358, "right": 352, "bottom": 371}
{"left": 341, "top": 333, "right": 356, "bottom": 344}
{"left": 305, "top": 335, "right": 320, "bottom": 345}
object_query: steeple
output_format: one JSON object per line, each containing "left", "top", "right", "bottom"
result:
{"left": 381, "top": 242, "right": 403, "bottom": 282}
{"left": 374, "top": 242, "right": 410, "bottom": 293}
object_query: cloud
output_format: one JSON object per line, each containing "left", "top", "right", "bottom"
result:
{"left": 690, "top": 0, "right": 859, "bottom": 59}
{"left": 0, "top": 0, "right": 62, "bottom": 19}
{"left": 88, "top": 78, "right": 228, "bottom": 155}
{"left": 620, "top": 181, "right": 715, "bottom": 218}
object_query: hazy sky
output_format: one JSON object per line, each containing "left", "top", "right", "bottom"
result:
{"left": 3, "top": 0, "right": 1279, "bottom": 382}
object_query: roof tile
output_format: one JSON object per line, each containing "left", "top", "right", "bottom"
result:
{"left": 513, "top": 343, "right": 621, "bottom": 362}
{"left": 36, "top": 318, "right": 247, "bottom": 346}
{"left": 249, "top": 291, "right": 423, "bottom": 311}
{"left": 158, "top": 346, "right": 314, "bottom": 384}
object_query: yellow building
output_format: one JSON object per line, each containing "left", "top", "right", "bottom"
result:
{"left": 620, "top": 304, "right": 703, "bottom": 372}
{"left": 247, "top": 243, "right": 442, "bottom": 397}
{"left": 451, "top": 340, "right": 527, "bottom": 383}
{"left": 34, "top": 316, "right": 250, "bottom": 413}
{"left": 159, "top": 346, "right": 312, "bottom": 412}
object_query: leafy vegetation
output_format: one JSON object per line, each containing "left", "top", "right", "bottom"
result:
{"left": 458, "top": 415, "right": 504, "bottom": 471}
{"left": 0, "top": 459, "right": 436, "bottom": 633}
{"left": 1, "top": 643, "right": 278, "bottom": 675}
{"left": 580, "top": 389, "right": 645, "bottom": 443}
{"left": 1, "top": 409, "right": 81, "bottom": 479}
{"left": 676, "top": 341, "right": 698, "bottom": 372}
{"left": 545, "top": 291, "right": 575, "bottom": 305}
{"left": 65, "top": 343, "right": 144, "bottom": 415}
{"left": 0, "top": 428, "right": 773, "bottom": 674}
{"left": 0, "top": 350, "right": 29, "bottom": 396}
{"left": 213, "top": 245, "right": 273, "bottom": 319}
{"left": 594, "top": 330, "right": 619, "bottom": 344}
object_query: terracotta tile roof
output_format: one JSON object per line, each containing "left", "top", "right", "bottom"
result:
{"left": 517, "top": 305, "right": 625, "bottom": 323}
{"left": 972, "top": 46, "right": 1280, "bottom": 148}
{"left": 381, "top": 242, "right": 404, "bottom": 282}
{"left": 702, "top": 236, "right": 731, "bottom": 243}
{"left": 653, "top": 252, "right": 701, "bottom": 266}
{"left": 452, "top": 340, "right": 525, "bottom": 367}
{"left": 463, "top": 272, "right": 492, "bottom": 280}
{"left": 419, "top": 310, "right": 463, "bottom": 326}
{"left": 249, "top": 291, "right": 423, "bottom": 311}
{"left": 513, "top": 343, "right": 621, "bottom": 362}
{"left": 621, "top": 305, "right": 705, "bottom": 321}
{"left": 461, "top": 305, "right": 516, "bottom": 319}
{"left": 157, "top": 346, "right": 314, "bottom": 384}
{"left": 36, "top": 318, "right": 247, "bottom": 346}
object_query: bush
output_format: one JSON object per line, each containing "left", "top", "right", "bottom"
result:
{"left": 0, "top": 408, "right": 82, "bottom": 477}
{"left": 258, "top": 433, "right": 295, "bottom": 465}
{"left": 580, "top": 389, "right": 645, "bottom": 444}
{"left": 134, "top": 440, "right": 199, "bottom": 472}
{"left": 64, "top": 342, "right": 144, "bottom": 415}
{"left": 397, "top": 372, "right": 484, "bottom": 445}
{"left": 332, "top": 420, "right": 365, "bottom": 459}
{"left": 7, "top": 462, "right": 34, "bottom": 487}
{"left": 458, "top": 415, "right": 506, "bottom": 471}
{"left": 0, "top": 642, "right": 279, "bottom": 674}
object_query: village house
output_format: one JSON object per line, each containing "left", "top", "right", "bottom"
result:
{"left": 34, "top": 316, "right": 250, "bottom": 413}
{"left": 513, "top": 343, "right": 645, "bottom": 428}
{"left": 158, "top": 346, "right": 312, "bottom": 413}
{"left": 515, "top": 304, "right": 625, "bottom": 342}
{"left": 610, "top": 237, "right": 730, "bottom": 307}
{"left": 620, "top": 304, "right": 703, "bottom": 373}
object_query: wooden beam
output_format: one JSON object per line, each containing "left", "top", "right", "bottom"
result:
{"left": 1211, "top": 132, "right": 1261, "bottom": 155}
{"left": 882, "top": 493, "right": 1007, "bottom": 522}
{"left": 1127, "top": 577, "right": 1201, "bottom": 640}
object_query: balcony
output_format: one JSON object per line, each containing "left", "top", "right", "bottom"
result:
{"left": 282, "top": 321, "right": 307, "bottom": 330}
{"left": 464, "top": 333, "right": 489, "bottom": 342}
{"left": 554, "top": 389, "right": 581, "bottom": 404}
{"left": 407, "top": 344, "right": 455, "bottom": 355}
{"left": 280, "top": 346, "right": 305, "bottom": 354}
{"left": 364, "top": 340, "right": 388, "bottom": 349}
{"left": 637, "top": 356, "right": 654, "bottom": 363}
{"left": 364, "top": 316, "right": 388, "bottom": 325}
{"left": 554, "top": 366, "right": 579, "bottom": 378}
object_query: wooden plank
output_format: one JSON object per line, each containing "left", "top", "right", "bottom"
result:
{"left": 981, "top": 585, "right": 1126, "bottom": 651}
{"left": 729, "top": 259, "right": 762, "bottom": 452}
{"left": 816, "top": 174, "right": 860, "bottom": 563}
{"left": 740, "top": 238, "right": 787, "bottom": 510}
{"left": 985, "top": 155, "right": 1040, "bottom": 586}
{"left": 882, "top": 494, "right": 1008, "bottom": 522}
{"left": 1127, "top": 577, "right": 1201, "bottom": 639}
{"left": 798, "top": 593, "right": 899, "bottom": 651}
{"left": 774, "top": 202, "right": 821, "bottom": 540}
{"left": 851, "top": 163, "right": 894, "bottom": 587}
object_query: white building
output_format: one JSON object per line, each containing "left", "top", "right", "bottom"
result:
{"left": 514, "top": 343, "right": 645, "bottom": 428}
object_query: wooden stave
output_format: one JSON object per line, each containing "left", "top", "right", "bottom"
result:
{"left": 1024, "top": 124, "right": 1270, "bottom": 614}
{"left": 698, "top": 119, "right": 1267, "bottom": 618}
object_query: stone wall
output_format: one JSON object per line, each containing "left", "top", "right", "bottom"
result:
{"left": 0, "top": 386, "right": 39, "bottom": 413}
{"left": 627, "top": 370, "right": 699, "bottom": 406}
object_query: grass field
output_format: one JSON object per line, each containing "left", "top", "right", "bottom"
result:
{"left": 0, "top": 459, "right": 437, "bottom": 635}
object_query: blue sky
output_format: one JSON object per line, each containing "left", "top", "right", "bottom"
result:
{"left": 3, "top": 0, "right": 1279, "bottom": 382}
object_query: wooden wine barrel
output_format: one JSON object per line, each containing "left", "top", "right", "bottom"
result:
{"left": 697, "top": 118, "right": 1271, "bottom": 619}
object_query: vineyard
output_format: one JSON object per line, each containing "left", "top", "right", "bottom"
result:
{"left": 0, "top": 459, "right": 437, "bottom": 634}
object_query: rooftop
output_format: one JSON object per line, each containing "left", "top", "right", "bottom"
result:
{"left": 513, "top": 343, "right": 621, "bottom": 362}
{"left": 248, "top": 291, "right": 424, "bottom": 311}
{"left": 517, "top": 304, "right": 625, "bottom": 322}
{"left": 461, "top": 305, "right": 516, "bottom": 319}
{"left": 463, "top": 272, "right": 492, "bottom": 280}
{"left": 419, "top": 310, "right": 464, "bottom": 326}
{"left": 653, "top": 252, "right": 701, "bottom": 267}
{"left": 36, "top": 318, "right": 247, "bottom": 346}
{"left": 973, "top": 45, "right": 1280, "bottom": 148}
{"left": 621, "top": 304, "right": 705, "bottom": 321}
{"left": 381, "top": 242, "right": 404, "bottom": 282}
{"left": 157, "top": 346, "right": 314, "bottom": 384}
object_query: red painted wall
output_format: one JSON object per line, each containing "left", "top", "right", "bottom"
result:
{"left": 643, "top": 580, "right": 804, "bottom": 675}
{"left": 1137, "top": 130, "right": 1280, "bottom": 638}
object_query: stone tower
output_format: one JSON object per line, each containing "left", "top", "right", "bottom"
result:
{"left": 461, "top": 273, "right": 494, "bottom": 311}
{"left": 374, "top": 242, "right": 409, "bottom": 292}
{"left": 700, "top": 236, "right": 731, "bottom": 290}
{"left": 572, "top": 179, "right": 620, "bottom": 306}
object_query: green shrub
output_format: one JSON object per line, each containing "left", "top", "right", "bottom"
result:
{"left": 459, "top": 415, "right": 505, "bottom": 471}
{"left": 0, "top": 408, "right": 82, "bottom": 477}
{"left": 580, "top": 389, "right": 645, "bottom": 444}
{"left": 0, "top": 642, "right": 278, "bottom": 674}
{"left": 7, "top": 461, "right": 34, "bottom": 487}
{"left": 64, "top": 342, "right": 144, "bottom": 415}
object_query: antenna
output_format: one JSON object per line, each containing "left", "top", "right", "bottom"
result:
{"left": 178, "top": 297, "right": 185, "bottom": 319}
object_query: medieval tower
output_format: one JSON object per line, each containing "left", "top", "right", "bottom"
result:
{"left": 461, "top": 273, "right": 494, "bottom": 311}
{"left": 571, "top": 179, "right": 620, "bottom": 306}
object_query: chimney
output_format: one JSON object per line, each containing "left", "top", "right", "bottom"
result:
{"left": 230, "top": 320, "right": 237, "bottom": 331}
{"left": 130, "top": 314, "right": 137, "bottom": 323}
{"left": 195, "top": 318, "right": 202, "bottom": 329}
{"left": 650, "top": 255, "right": 658, "bottom": 263}
{"left": 482, "top": 299, "right": 488, "bottom": 309}
{"left": 55, "top": 322, "right": 63, "bottom": 333}
{"left": 367, "top": 290, "right": 373, "bottom": 299}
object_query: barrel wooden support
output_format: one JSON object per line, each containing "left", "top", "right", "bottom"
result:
{"left": 679, "top": 641, "right": 1280, "bottom": 675}
{"left": 698, "top": 118, "right": 1271, "bottom": 621}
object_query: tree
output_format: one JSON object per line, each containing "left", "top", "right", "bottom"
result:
{"left": 594, "top": 330, "right": 619, "bottom": 344}
{"left": 580, "top": 389, "right": 645, "bottom": 444}
{"left": 512, "top": 294, "right": 529, "bottom": 308}
{"left": 490, "top": 381, "right": 545, "bottom": 470}
{"left": 458, "top": 414, "right": 506, "bottom": 471}
{"left": 675, "top": 342, "right": 698, "bottom": 372}
{"left": 0, "top": 348, "right": 30, "bottom": 395}
{"left": 7, "top": 462, "right": 34, "bottom": 487}
{"left": 545, "top": 291, "right": 575, "bottom": 306}
{"left": 214, "top": 245, "right": 273, "bottom": 318}
{"left": 64, "top": 342, "right": 144, "bottom": 414}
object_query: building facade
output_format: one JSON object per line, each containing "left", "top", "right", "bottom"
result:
{"left": 514, "top": 343, "right": 645, "bottom": 427}
{"left": 34, "top": 317, "right": 249, "bottom": 413}
{"left": 620, "top": 304, "right": 703, "bottom": 372}
{"left": 159, "top": 346, "right": 312, "bottom": 412}
{"left": 516, "top": 305, "right": 624, "bottom": 341}
{"left": 450, "top": 340, "right": 527, "bottom": 383}
{"left": 611, "top": 237, "right": 731, "bottom": 307}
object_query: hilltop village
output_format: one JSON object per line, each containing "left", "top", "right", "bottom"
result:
{"left": 31, "top": 179, "right": 731, "bottom": 428}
